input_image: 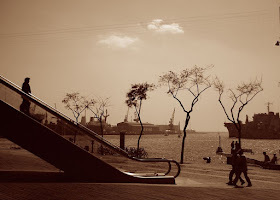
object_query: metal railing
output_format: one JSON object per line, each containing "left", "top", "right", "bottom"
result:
{"left": 0, "top": 75, "right": 180, "bottom": 178}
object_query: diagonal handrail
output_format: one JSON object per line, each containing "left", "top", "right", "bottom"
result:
{"left": 0, "top": 75, "right": 181, "bottom": 178}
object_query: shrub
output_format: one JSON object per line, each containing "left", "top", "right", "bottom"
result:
{"left": 97, "top": 145, "right": 115, "bottom": 155}
{"left": 125, "top": 147, "right": 148, "bottom": 158}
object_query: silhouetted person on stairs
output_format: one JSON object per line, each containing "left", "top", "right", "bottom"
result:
{"left": 20, "top": 77, "right": 31, "bottom": 115}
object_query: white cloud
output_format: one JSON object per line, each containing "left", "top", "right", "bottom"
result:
{"left": 147, "top": 19, "right": 184, "bottom": 34}
{"left": 98, "top": 35, "right": 139, "bottom": 48}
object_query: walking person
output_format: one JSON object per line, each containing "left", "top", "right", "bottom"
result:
{"left": 227, "top": 152, "right": 245, "bottom": 185}
{"left": 232, "top": 150, "right": 252, "bottom": 187}
{"left": 20, "top": 77, "right": 31, "bottom": 115}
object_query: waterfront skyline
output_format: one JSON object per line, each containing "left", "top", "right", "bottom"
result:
{"left": 1, "top": 0, "right": 280, "bottom": 131}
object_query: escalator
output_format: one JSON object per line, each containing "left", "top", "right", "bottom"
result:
{"left": 0, "top": 75, "right": 180, "bottom": 184}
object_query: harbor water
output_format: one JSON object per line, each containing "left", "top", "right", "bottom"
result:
{"left": 104, "top": 132, "right": 280, "bottom": 165}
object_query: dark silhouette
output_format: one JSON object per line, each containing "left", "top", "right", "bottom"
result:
{"left": 230, "top": 141, "right": 235, "bottom": 154}
{"left": 203, "top": 157, "right": 211, "bottom": 163}
{"left": 20, "top": 77, "right": 31, "bottom": 115}
{"left": 271, "top": 154, "right": 278, "bottom": 164}
{"left": 125, "top": 82, "right": 155, "bottom": 156}
{"left": 159, "top": 65, "right": 212, "bottom": 164}
{"left": 214, "top": 77, "right": 263, "bottom": 148}
{"left": 227, "top": 152, "right": 245, "bottom": 186}
{"left": 263, "top": 152, "right": 270, "bottom": 163}
{"left": 235, "top": 141, "right": 241, "bottom": 152}
{"left": 231, "top": 141, "right": 235, "bottom": 149}
{"left": 232, "top": 150, "right": 252, "bottom": 187}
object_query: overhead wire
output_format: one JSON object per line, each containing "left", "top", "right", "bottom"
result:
{"left": 0, "top": 9, "right": 272, "bottom": 38}
{"left": 0, "top": 9, "right": 274, "bottom": 45}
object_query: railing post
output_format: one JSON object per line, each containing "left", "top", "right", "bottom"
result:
{"left": 91, "top": 140, "right": 94, "bottom": 153}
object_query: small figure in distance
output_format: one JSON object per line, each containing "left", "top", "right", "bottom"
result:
{"left": 232, "top": 150, "right": 252, "bottom": 187}
{"left": 20, "top": 77, "right": 31, "bottom": 115}
{"left": 271, "top": 154, "right": 277, "bottom": 165}
{"left": 230, "top": 141, "right": 235, "bottom": 154}
{"left": 203, "top": 157, "right": 211, "bottom": 163}
{"left": 231, "top": 141, "right": 235, "bottom": 149}
{"left": 235, "top": 141, "right": 241, "bottom": 152}
{"left": 263, "top": 152, "right": 270, "bottom": 163}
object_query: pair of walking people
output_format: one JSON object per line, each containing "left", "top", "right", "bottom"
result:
{"left": 227, "top": 149, "right": 252, "bottom": 187}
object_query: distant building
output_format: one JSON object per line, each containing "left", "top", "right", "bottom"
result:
{"left": 83, "top": 117, "right": 116, "bottom": 135}
{"left": 117, "top": 122, "right": 160, "bottom": 135}
{"left": 158, "top": 124, "right": 181, "bottom": 134}
{"left": 80, "top": 116, "right": 181, "bottom": 135}
{"left": 117, "top": 122, "right": 181, "bottom": 135}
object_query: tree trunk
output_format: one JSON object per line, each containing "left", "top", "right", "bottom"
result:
{"left": 180, "top": 114, "right": 190, "bottom": 164}
{"left": 137, "top": 119, "right": 144, "bottom": 156}
{"left": 233, "top": 122, "right": 242, "bottom": 149}
{"left": 238, "top": 127, "right": 242, "bottom": 148}
{"left": 73, "top": 116, "right": 79, "bottom": 143}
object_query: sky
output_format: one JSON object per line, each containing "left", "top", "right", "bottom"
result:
{"left": 1, "top": 0, "right": 280, "bottom": 132}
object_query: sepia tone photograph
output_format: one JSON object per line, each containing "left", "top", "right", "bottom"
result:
{"left": 0, "top": 0, "right": 280, "bottom": 199}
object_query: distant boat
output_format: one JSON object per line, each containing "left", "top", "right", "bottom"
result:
{"left": 176, "top": 129, "right": 195, "bottom": 137}
{"left": 246, "top": 158, "right": 280, "bottom": 170}
{"left": 225, "top": 111, "right": 280, "bottom": 139}
{"left": 178, "top": 131, "right": 182, "bottom": 138}
{"left": 216, "top": 152, "right": 280, "bottom": 170}
{"left": 164, "top": 130, "right": 170, "bottom": 136}
{"left": 186, "top": 129, "right": 196, "bottom": 133}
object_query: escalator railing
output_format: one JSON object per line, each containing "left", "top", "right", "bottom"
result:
{"left": 0, "top": 75, "right": 180, "bottom": 178}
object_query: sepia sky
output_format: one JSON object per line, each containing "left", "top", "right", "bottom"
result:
{"left": 1, "top": 0, "right": 280, "bottom": 132}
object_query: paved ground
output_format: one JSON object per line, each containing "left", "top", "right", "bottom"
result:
{"left": 0, "top": 139, "right": 280, "bottom": 200}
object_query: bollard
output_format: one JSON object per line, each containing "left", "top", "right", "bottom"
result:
{"left": 120, "top": 131, "right": 125, "bottom": 150}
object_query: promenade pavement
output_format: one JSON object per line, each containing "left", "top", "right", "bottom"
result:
{"left": 0, "top": 139, "right": 280, "bottom": 200}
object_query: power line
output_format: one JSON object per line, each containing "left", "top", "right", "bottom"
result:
{"left": 0, "top": 9, "right": 272, "bottom": 39}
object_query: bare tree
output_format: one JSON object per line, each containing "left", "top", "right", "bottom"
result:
{"left": 125, "top": 83, "right": 155, "bottom": 155}
{"left": 213, "top": 77, "right": 263, "bottom": 147}
{"left": 62, "top": 92, "right": 95, "bottom": 142}
{"left": 87, "top": 97, "right": 110, "bottom": 137}
{"left": 159, "top": 66, "right": 212, "bottom": 164}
